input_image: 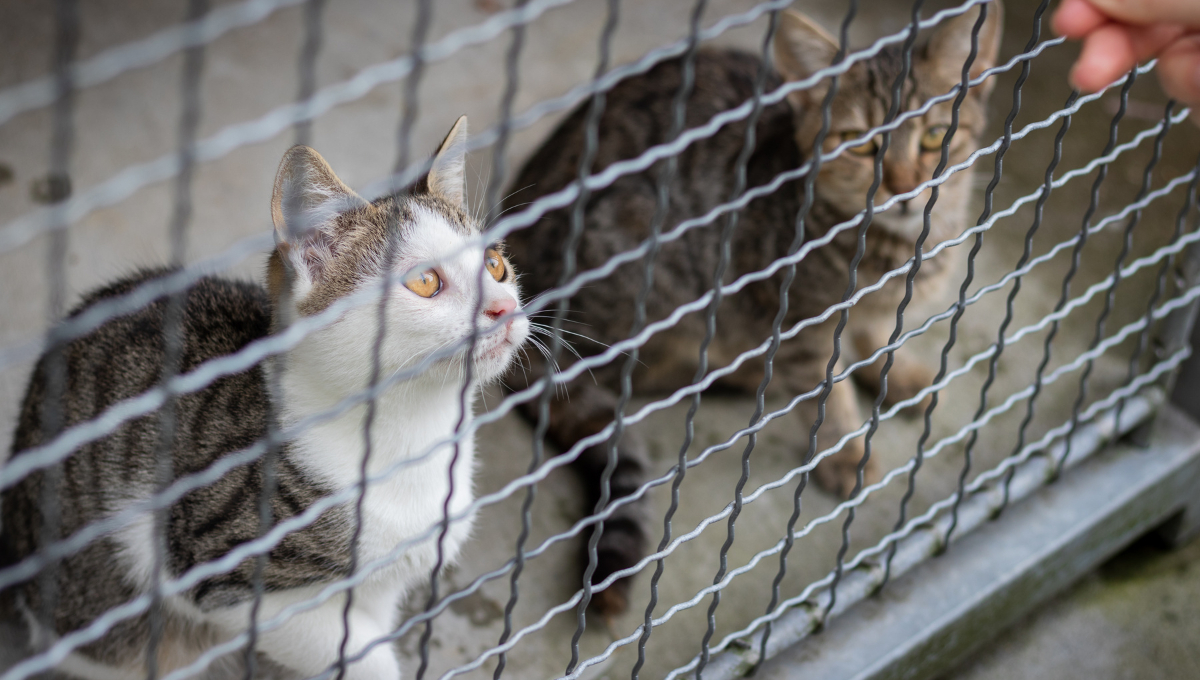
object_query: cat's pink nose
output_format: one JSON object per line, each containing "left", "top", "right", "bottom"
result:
{"left": 484, "top": 296, "right": 517, "bottom": 321}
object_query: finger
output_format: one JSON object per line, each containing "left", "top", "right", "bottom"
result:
{"left": 1155, "top": 36, "right": 1200, "bottom": 115}
{"left": 1082, "top": 0, "right": 1200, "bottom": 28}
{"left": 1129, "top": 23, "right": 1190, "bottom": 61}
{"left": 1053, "top": 0, "right": 1110, "bottom": 38}
{"left": 1071, "top": 24, "right": 1138, "bottom": 92}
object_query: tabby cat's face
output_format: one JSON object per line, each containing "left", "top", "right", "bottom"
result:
{"left": 268, "top": 118, "right": 530, "bottom": 391}
{"left": 775, "top": 4, "right": 1003, "bottom": 239}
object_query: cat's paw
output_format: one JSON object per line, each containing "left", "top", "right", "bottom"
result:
{"left": 812, "top": 442, "right": 881, "bottom": 499}
{"left": 584, "top": 516, "right": 647, "bottom": 620}
{"left": 590, "top": 581, "right": 629, "bottom": 624}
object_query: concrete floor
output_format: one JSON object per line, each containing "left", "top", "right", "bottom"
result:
{"left": 1, "top": 0, "right": 1199, "bottom": 679}
{"left": 949, "top": 533, "right": 1200, "bottom": 680}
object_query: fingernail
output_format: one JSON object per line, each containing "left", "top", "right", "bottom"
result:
{"left": 1068, "top": 62, "right": 1087, "bottom": 93}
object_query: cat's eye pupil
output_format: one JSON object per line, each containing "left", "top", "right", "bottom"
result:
{"left": 404, "top": 269, "right": 442, "bottom": 298}
{"left": 921, "top": 125, "right": 949, "bottom": 152}
{"left": 485, "top": 248, "right": 506, "bottom": 282}
{"left": 840, "top": 131, "right": 877, "bottom": 156}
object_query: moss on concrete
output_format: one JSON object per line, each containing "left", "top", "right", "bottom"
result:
{"left": 949, "top": 535, "right": 1200, "bottom": 680}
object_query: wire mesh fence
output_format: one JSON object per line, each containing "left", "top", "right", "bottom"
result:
{"left": 1, "top": 0, "right": 1198, "bottom": 679}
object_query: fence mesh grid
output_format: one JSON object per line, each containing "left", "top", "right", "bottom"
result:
{"left": 1, "top": 0, "right": 1198, "bottom": 679}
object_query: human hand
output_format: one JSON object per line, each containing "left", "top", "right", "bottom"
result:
{"left": 1053, "top": 0, "right": 1200, "bottom": 122}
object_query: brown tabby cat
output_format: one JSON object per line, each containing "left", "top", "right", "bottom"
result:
{"left": 503, "top": 5, "right": 1002, "bottom": 615}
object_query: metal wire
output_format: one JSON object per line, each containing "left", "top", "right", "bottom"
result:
{"left": 1117, "top": 152, "right": 1200, "bottom": 432}
{"left": 691, "top": 1, "right": 791, "bottom": 674}
{"left": 939, "top": 0, "right": 1048, "bottom": 544}
{"left": 561, "top": 0, "right": 630, "bottom": 669}
{"left": 7, "top": 217, "right": 1197, "bottom": 680}
{"left": 0, "top": 0, "right": 305, "bottom": 126}
{"left": 630, "top": 0, "right": 713, "bottom": 674}
{"left": 32, "top": 0, "right": 80, "bottom": 652}
{"left": 146, "top": 0, "right": 209, "bottom": 676}
{"left": 585, "top": 337, "right": 1192, "bottom": 680}
{"left": 310, "top": 165, "right": 1200, "bottom": 680}
{"left": 762, "top": 0, "right": 889, "bottom": 656}
{"left": 3, "top": 4, "right": 1057, "bottom": 394}
{"left": 6, "top": 3, "right": 1200, "bottom": 679}
{"left": 1, "top": 105, "right": 1187, "bottom": 628}
{"left": 996, "top": 67, "right": 1139, "bottom": 514}
{"left": 0, "top": 0, "right": 991, "bottom": 257}
{"left": 2, "top": 37, "right": 1130, "bottom": 593}
{"left": 0, "top": 34, "right": 1087, "bottom": 379}
{"left": 2, "top": 138, "right": 1190, "bottom": 662}
{"left": 815, "top": 0, "right": 927, "bottom": 620}
{"left": 491, "top": 0, "right": 572, "bottom": 674}
{"left": 665, "top": 352, "right": 1184, "bottom": 680}
{"left": 395, "top": 4, "right": 441, "bottom": 680}
{"left": 1056, "top": 99, "right": 1173, "bottom": 473}
{"left": 972, "top": 90, "right": 1075, "bottom": 531}
{"left": 242, "top": 1, "right": 323, "bottom": 675}
{"left": 291, "top": 0, "right": 327, "bottom": 148}
{"left": 147, "top": 290, "right": 1200, "bottom": 680}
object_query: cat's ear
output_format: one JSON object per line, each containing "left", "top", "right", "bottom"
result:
{"left": 926, "top": 0, "right": 1004, "bottom": 99}
{"left": 271, "top": 145, "right": 368, "bottom": 280}
{"left": 419, "top": 115, "right": 469, "bottom": 210}
{"left": 774, "top": 10, "right": 840, "bottom": 103}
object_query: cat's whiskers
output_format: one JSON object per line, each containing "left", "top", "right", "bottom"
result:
{"left": 476, "top": 381, "right": 492, "bottom": 414}
{"left": 527, "top": 326, "right": 588, "bottom": 372}
{"left": 522, "top": 329, "right": 589, "bottom": 399}
{"left": 528, "top": 323, "right": 605, "bottom": 355}
{"left": 487, "top": 199, "right": 534, "bottom": 224}
{"left": 518, "top": 333, "right": 570, "bottom": 400}
{"left": 527, "top": 321, "right": 607, "bottom": 388}
{"left": 522, "top": 334, "right": 559, "bottom": 372}
{"left": 469, "top": 161, "right": 493, "bottom": 224}
{"left": 525, "top": 310, "right": 594, "bottom": 326}
{"left": 511, "top": 346, "right": 532, "bottom": 384}
{"left": 483, "top": 184, "right": 535, "bottom": 225}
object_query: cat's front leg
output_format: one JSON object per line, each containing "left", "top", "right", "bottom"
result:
{"left": 849, "top": 325, "right": 935, "bottom": 412}
{"left": 209, "top": 590, "right": 401, "bottom": 680}
{"left": 518, "top": 376, "right": 652, "bottom": 619}
{"left": 778, "top": 342, "right": 881, "bottom": 498}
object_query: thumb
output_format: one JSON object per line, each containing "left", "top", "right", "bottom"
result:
{"left": 1155, "top": 36, "right": 1200, "bottom": 118}
{"left": 1081, "top": 0, "right": 1200, "bottom": 28}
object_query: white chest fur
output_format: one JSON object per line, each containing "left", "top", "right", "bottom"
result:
{"left": 292, "top": 401, "right": 477, "bottom": 590}
{"left": 281, "top": 370, "right": 479, "bottom": 595}
{"left": 92, "top": 369, "right": 481, "bottom": 680}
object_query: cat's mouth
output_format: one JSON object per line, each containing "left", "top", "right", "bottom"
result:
{"left": 470, "top": 319, "right": 528, "bottom": 377}
{"left": 475, "top": 336, "right": 511, "bottom": 361}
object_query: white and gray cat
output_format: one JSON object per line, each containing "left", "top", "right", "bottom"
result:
{"left": 1, "top": 117, "right": 529, "bottom": 680}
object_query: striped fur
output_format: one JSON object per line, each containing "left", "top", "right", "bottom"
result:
{"left": 2, "top": 119, "right": 530, "bottom": 680}
{"left": 502, "top": 4, "right": 1003, "bottom": 616}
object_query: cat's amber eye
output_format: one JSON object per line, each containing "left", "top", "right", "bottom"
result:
{"left": 405, "top": 269, "right": 442, "bottom": 298}
{"left": 839, "top": 131, "right": 878, "bottom": 156}
{"left": 484, "top": 248, "right": 507, "bottom": 282}
{"left": 920, "top": 125, "right": 950, "bottom": 152}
